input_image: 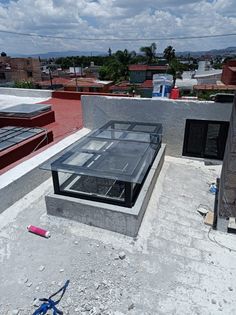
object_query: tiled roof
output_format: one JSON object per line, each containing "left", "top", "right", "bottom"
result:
{"left": 64, "top": 78, "right": 112, "bottom": 88}
{"left": 109, "top": 81, "right": 132, "bottom": 91}
{"left": 193, "top": 84, "right": 236, "bottom": 90}
{"left": 37, "top": 78, "right": 72, "bottom": 86}
{"left": 140, "top": 80, "right": 153, "bottom": 88}
{"left": 129, "top": 65, "right": 167, "bottom": 71}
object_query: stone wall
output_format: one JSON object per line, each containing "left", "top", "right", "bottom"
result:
{"left": 218, "top": 94, "right": 236, "bottom": 217}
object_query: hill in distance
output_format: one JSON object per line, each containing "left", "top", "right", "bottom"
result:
{"left": 10, "top": 46, "right": 236, "bottom": 59}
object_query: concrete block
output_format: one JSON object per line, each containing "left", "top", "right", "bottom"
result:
{"left": 227, "top": 217, "right": 236, "bottom": 234}
{"left": 45, "top": 144, "right": 166, "bottom": 237}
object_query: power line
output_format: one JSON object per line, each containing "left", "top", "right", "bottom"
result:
{"left": 0, "top": 29, "right": 236, "bottom": 41}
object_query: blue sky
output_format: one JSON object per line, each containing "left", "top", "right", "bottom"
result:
{"left": 0, "top": 0, "right": 235, "bottom": 55}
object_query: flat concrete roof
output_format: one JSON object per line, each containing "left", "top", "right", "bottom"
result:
{"left": 0, "top": 91, "right": 83, "bottom": 174}
{"left": 0, "top": 89, "right": 235, "bottom": 314}
{"left": 1, "top": 151, "right": 236, "bottom": 314}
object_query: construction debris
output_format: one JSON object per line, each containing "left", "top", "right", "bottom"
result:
{"left": 38, "top": 265, "right": 45, "bottom": 272}
{"left": 227, "top": 217, "right": 236, "bottom": 234}
{"left": 118, "top": 252, "right": 126, "bottom": 260}
{"left": 204, "top": 211, "right": 214, "bottom": 226}
{"left": 197, "top": 205, "right": 210, "bottom": 216}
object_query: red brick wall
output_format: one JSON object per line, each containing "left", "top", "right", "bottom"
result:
{"left": 221, "top": 60, "right": 236, "bottom": 85}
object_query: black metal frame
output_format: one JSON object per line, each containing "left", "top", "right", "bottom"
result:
{"left": 182, "top": 119, "right": 229, "bottom": 160}
{"left": 52, "top": 171, "right": 139, "bottom": 207}
{"left": 48, "top": 120, "right": 162, "bottom": 208}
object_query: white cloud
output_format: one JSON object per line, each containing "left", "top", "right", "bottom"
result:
{"left": 0, "top": 0, "right": 235, "bottom": 54}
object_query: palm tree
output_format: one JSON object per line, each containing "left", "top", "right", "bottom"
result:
{"left": 163, "top": 46, "right": 175, "bottom": 63}
{"left": 140, "top": 43, "right": 157, "bottom": 64}
{"left": 115, "top": 49, "right": 136, "bottom": 80}
{"left": 167, "top": 58, "right": 183, "bottom": 87}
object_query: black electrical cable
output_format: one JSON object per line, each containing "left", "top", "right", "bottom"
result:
{"left": 0, "top": 29, "right": 236, "bottom": 41}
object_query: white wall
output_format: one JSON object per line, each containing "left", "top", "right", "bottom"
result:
{"left": 82, "top": 95, "right": 233, "bottom": 157}
{"left": 0, "top": 87, "right": 52, "bottom": 98}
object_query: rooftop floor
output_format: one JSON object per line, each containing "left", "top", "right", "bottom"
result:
{"left": 1, "top": 156, "right": 236, "bottom": 315}
{"left": 0, "top": 96, "right": 83, "bottom": 174}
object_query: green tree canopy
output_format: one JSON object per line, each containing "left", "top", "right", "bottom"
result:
{"left": 167, "top": 58, "right": 184, "bottom": 87}
{"left": 163, "top": 46, "right": 176, "bottom": 63}
{"left": 140, "top": 43, "right": 157, "bottom": 64}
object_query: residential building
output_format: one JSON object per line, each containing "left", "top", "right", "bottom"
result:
{"left": 109, "top": 80, "right": 154, "bottom": 97}
{"left": 36, "top": 77, "right": 73, "bottom": 90}
{"left": 129, "top": 64, "right": 168, "bottom": 83}
{"left": 193, "top": 60, "right": 236, "bottom": 95}
{"left": 221, "top": 60, "right": 236, "bottom": 85}
{"left": 0, "top": 56, "right": 41, "bottom": 84}
{"left": 83, "top": 61, "right": 101, "bottom": 78}
{"left": 110, "top": 64, "right": 168, "bottom": 98}
{"left": 64, "top": 77, "right": 113, "bottom": 93}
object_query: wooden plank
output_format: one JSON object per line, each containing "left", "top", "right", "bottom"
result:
{"left": 204, "top": 211, "right": 214, "bottom": 226}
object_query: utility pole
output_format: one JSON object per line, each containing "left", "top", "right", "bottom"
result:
{"left": 73, "top": 59, "right": 78, "bottom": 91}
{"left": 49, "top": 67, "right": 53, "bottom": 89}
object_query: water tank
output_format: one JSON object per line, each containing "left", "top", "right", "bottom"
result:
{"left": 152, "top": 74, "right": 172, "bottom": 98}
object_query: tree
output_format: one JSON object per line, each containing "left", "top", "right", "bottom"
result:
{"left": 99, "top": 49, "right": 136, "bottom": 82}
{"left": 163, "top": 46, "right": 175, "bottom": 63}
{"left": 140, "top": 43, "right": 157, "bottom": 64}
{"left": 99, "top": 59, "right": 121, "bottom": 81}
{"left": 167, "top": 58, "right": 183, "bottom": 87}
{"left": 115, "top": 49, "right": 136, "bottom": 80}
{"left": 14, "top": 80, "right": 34, "bottom": 89}
{"left": 108, "top": 48, "right": 112, "bottom": 57}
{"left": 1, "top": 52, "right": 7, "bottom": 57}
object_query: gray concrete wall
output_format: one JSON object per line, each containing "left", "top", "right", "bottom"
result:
{"left": 0, "top": 87, "right": 52, "bottom": 98}
{"left": 218, "top": 94, "right": 236, "bottom": 217}
{"left": 82, "top": 95, "right": 233, "bottom": 156}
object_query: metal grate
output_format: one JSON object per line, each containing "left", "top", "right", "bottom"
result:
{"left": 0, "top": 126, "right": 44, "bottom": 152}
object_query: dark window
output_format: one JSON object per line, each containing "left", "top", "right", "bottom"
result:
{"left": 0, "top": 72, "right": 6, "bottom": 80}
{"left": 183, "top": 119, "right": 229, "bottom": 160}
{"left": 27, "top": 71, "right": 33, "bottom": 77}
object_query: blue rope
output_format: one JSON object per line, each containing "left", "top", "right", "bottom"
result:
{"left": 32, "top": 280, "right": 70, "bottom": 315}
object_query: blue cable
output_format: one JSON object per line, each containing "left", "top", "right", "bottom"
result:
{"left": 32, "top": 280, "right": 70, "bottom": 315}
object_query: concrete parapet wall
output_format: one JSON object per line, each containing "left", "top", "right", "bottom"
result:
{"left": 45, "top": 144, "right": 166, "bottom": 237}
{"left": 219, "top": 93, "right": 236, "bottom": 217}
{"left": 0, "top": 87, "right": 52, "bottom": 98}
{"left": 82, "top": 96, "right": 232, "bottom": 156}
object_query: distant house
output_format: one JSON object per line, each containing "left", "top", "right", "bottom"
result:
{"left": 129, "top": 65, "right": 168, "bottom": 83}
{"left": 221, "top": 60, "right": 236, "bottom": 85}
{"left": 36, "top": 77, "right": 73, "bottom": 90}
{"left": 194, "top": 69, "right": 223, "bottom": 85}
{"left": 83, "top": 62, "right": 101, "bottom": 79}
{"left": 109, "top": 64, "right": 168, "bottom": 98}
{"left": 109, "top": 80, "right": 154, "bottom": 98}
{"left": 193, "top": 59, "right": 223, "bottom": 85}
{"left": 0, "top": 56, "right": 41, "bottom": 84}
{"left": 193, "top": 59, "right": 236, "bottom": 94}
{"left": 64, "top": 77, "right": 113, "bottom": 93}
